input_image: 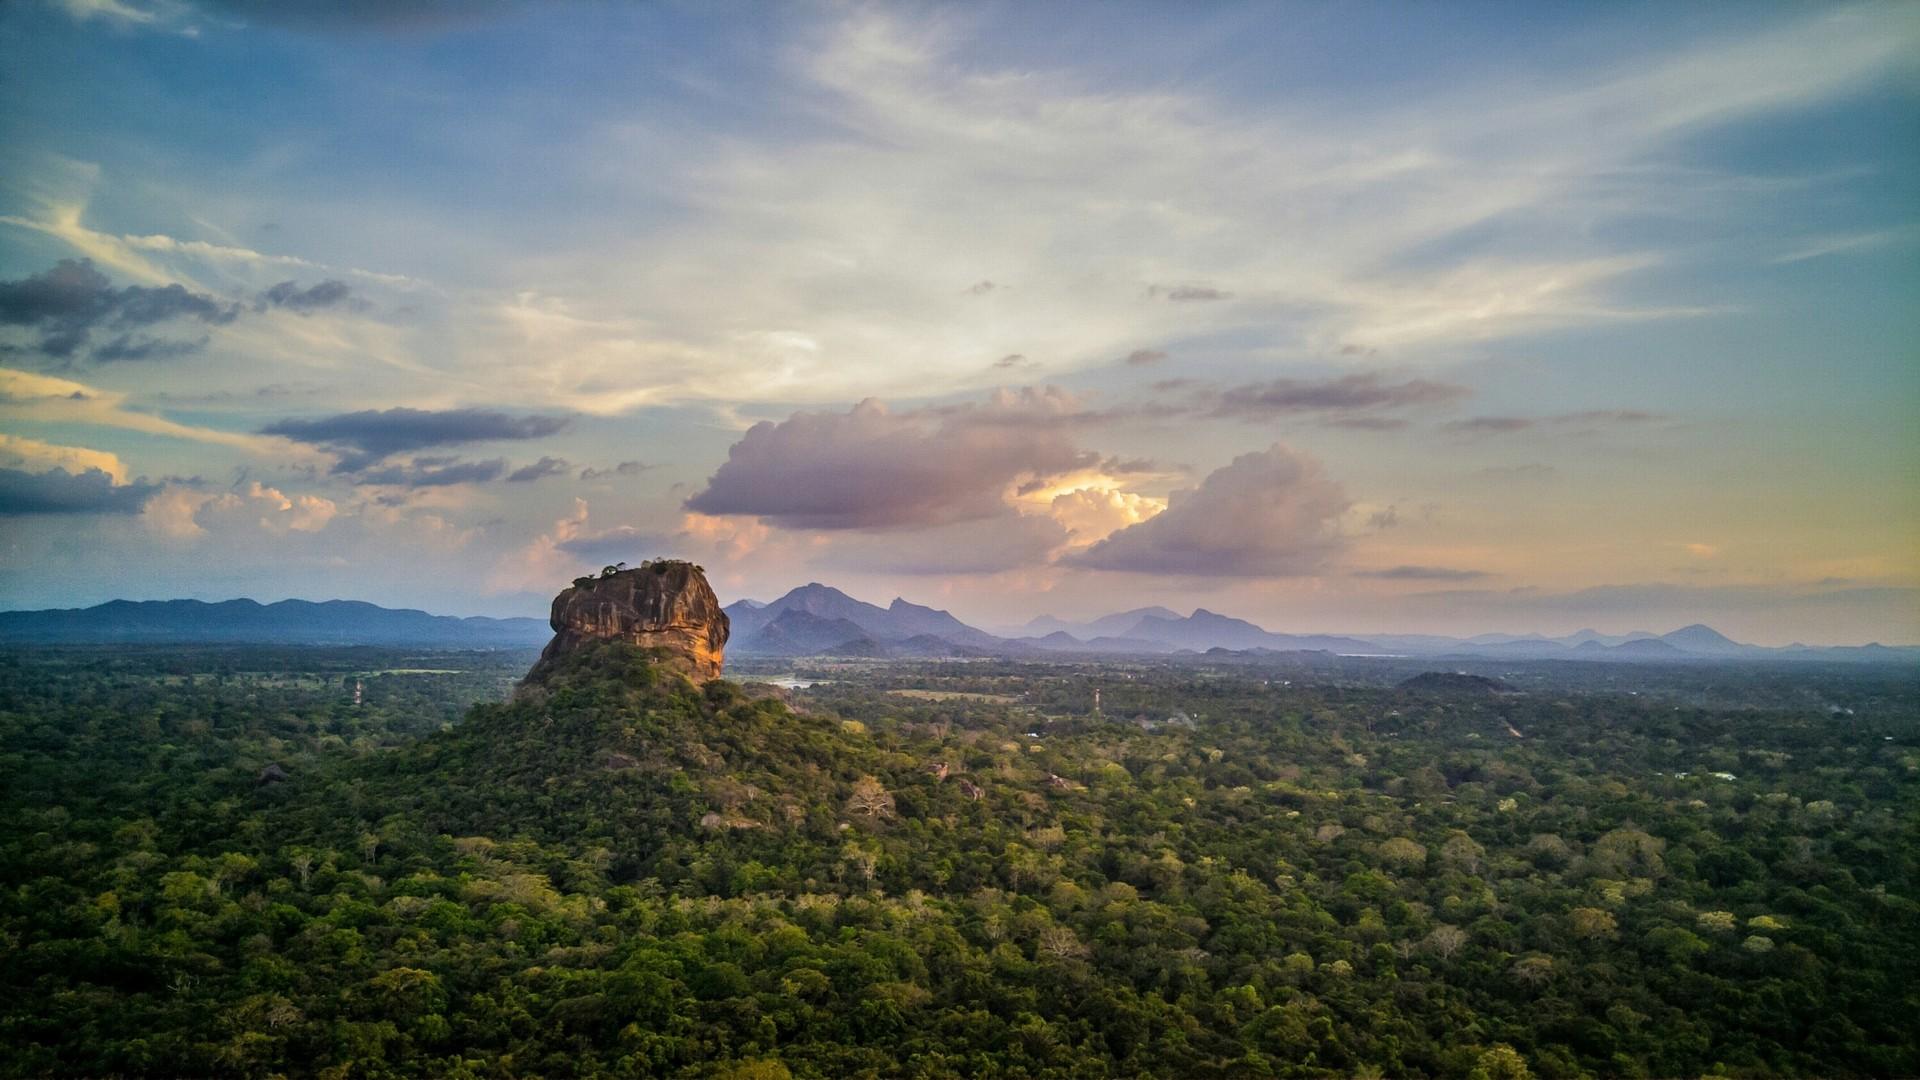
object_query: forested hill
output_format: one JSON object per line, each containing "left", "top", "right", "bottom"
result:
{"left": 2, "top": 643, "right": 1917, "bottom": 1077}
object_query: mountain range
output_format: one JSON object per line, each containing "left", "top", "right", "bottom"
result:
{"left": 2, "top": 588, "right": 1912, "bottom": 663}
{"left": 0, "top": 598, "right": 550, "bottom": 647}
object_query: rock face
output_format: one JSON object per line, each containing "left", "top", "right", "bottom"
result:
{"left": 525, "top": 560, "right": 729, "bottom": 683}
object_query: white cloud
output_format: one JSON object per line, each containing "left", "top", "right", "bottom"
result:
{"left": 0, "top": 433, "right": 128, "bottom": 483}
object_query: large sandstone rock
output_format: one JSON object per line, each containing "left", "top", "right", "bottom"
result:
{"left": 525, "top": 560, "right": 729, "bottom": 683}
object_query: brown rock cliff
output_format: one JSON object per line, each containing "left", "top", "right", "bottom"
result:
{"left": 524, "top": 560, "right": 729, "bottom": 684}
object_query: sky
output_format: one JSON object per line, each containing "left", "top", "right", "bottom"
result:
{"left": 1, "top": 0, "right": 1916, "bottom": 645}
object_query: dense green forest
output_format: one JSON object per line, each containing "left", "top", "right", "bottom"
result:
{"left": 2, "top": 644, "right": 1917, "bottom": 1078}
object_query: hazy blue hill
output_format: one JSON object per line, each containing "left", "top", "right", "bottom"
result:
{"left": 1660, "top": 623, "right": 1749, "bottom": 654}
{"left": 1129, "top": 609, "right": 1380, "bottom": 653}
{"left": 0, "top": 597, "right": 549, "bottom": 647}
{"left": 732, "top": 608, "right": 870, "bottom": 655}
{"left": 1023, "top": 606, "right": 1181, "bottom": 639}
{"left": 726, "top": 583, "right": 1004, "bottom": 653}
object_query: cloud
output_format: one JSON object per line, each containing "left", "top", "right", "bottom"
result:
{"left": 1354, "top": 565, "right": 1491, "bottom": 581}
{"left": 506, "top": 456, "right": 570, "bottom": 482}
{"left": 821, "top": 513, "right": 1070, "bottom": 575}
{"left": 1444, "top": 410, "right": 1661, "bottom": 434}
{"left": 1123, "top": 349, "right": 1168, "bottom": 366}
{"left": 556, "top": 525, "right": 675, "bottom": 564}
{"left": 992, "top": 353, "right": 1033, "bottom": 369}
{"left": 200, "top": 0, "right": 521, "bottom": 33}
{"left": 1211, "top": 373, "right": 1469, "bottom": 421}
{"left": 259, "top": 407, "right": 571, "bottom": 470}
{"left": 88, "top": 334, "right": 211, "bottom": 363}
{"left": 1048, "top": 487, "right": 1165, "bottom": 545}
{"left": 1475, "top": 463, "right": 1557, "bottom": 481}
{"left": 0, "top": 466, "right": 157, "bottom": 515}
{"left": 50, "top": 0, "right": 168, "bottom": 28}
{"left": 1150, "top": 284, "right": 1231, "bottom": 302}
{"left": 579, "top": 460, "right": 653, "bottom": 480}
{"left": 256, "top": 279, "right": 357, "bottom": 313}
{"left": 0, "top": 367, "right": 288, "bottom": 455}
{"left": 353, "top": 458, "right": 507, "bottom": 487}
{"left": 684, "top": 389, "right": 1099, "bottom": 530}
{"left": 0, "top": 258, "right": 236, "bottom": 359}
{"left": 1064, "top": 444, "right": 1348, "bottom": 576}
{"left": 1447, "top": 416, "right": 1537, "bottom": 434}
{"left": 0, "top": 433, "right": 127, "bottom": 482}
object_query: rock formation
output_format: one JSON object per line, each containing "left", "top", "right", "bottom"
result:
{"left": 524, "top": 560, "right": 730, "bottom": 684}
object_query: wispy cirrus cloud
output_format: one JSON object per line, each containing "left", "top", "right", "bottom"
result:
{"left": 1443, "top": 409, "right": 1662, "bottom": 435}
{"left": 1354, "top": 565, "right": 1491, "bottom": 582}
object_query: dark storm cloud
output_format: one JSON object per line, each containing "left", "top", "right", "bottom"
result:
{"left": 1064, "top": 444, "right": 1349, "bottom": 577}
{"left": 1124, "top": 349, "right": 1168, "bottom": 366}
{"left": 685, "top": 389, "right": 1099, "bottom": 530}
{"left": 353, "top": 458, "right": 507, "bottom": 487}
{"left": 0, "top": 259, "right": 237, "bottom": 359}
{"left": 1150, "top": 284, "right": 1232, "bottom": 301}
{"left": 1354, "top": 565, "right": 1491, "bottom": 581}
{"left": 580, "top": 460, "right": 654, "bottom": 480}
{"left": 256, "top": 279, "right": 356, "bottom": 313}
{"left": 259, "top": 407, "right": 571, "bottom": 470}
{"left": 1212, "top": 373, "right": 1469, "bottom": 420}
{"left": 0, "top": 467, "right": 158, "bottom": 516}
{"left": 506, "top": 456, "right": 571, "bottom": 482}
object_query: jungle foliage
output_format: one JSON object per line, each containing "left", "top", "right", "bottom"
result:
{"left": 2, "top": 643, "right": 1916, "bottom": 1078}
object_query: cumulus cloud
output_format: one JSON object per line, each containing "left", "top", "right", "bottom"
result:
{"left": 0, "top": 466, "right": 158, "bottom": 515}
{"left": 259, "top": 407, "right": 570, "bottom": 470}
{"left": 0, "top": 258, "right": 237, "bottom": 359}
{"left": 1048, "top": 487, "right": 1164, "bottom": 545}
{"left": 684, "top": 389, "right": 1100, "bottom": 530}
{"left": 506, "top": 456, "right": 570, "bottom": 482}
{"left": 1211, "top": 373, "right": 1469, "bottom": 421}
{"left": 1353, "top": 565, "right": 1491, "bottom": 581}
{"left": 1064, "top": 444, "right": 1348, "bottom": 576}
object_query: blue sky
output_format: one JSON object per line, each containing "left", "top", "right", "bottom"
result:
{"left": 1, "top": 0, "right": 1915, "bottom": 643}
